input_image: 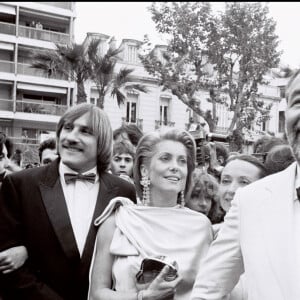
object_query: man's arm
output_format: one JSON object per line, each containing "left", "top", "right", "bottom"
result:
{"left": 0, "top": 175, "right": 64, "bottom": 300}
{"left": 190, "top": 191, "right": 244, "bottom": 300}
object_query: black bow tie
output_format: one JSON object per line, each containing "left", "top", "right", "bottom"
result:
{"left": 64, "top": 173, "right": 96, "bottom": 184}
{"left": 296, "top": 187, "right": 300, "bottom": 200}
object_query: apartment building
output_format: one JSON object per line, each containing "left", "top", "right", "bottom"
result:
{"left": 0, "top": 2, "right": 75, "bottom": 163}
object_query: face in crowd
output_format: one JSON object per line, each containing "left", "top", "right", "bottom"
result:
{"left": 285, "top": 71, "right": 300, "bottom": 165}
{"left": 58, "top": 112, "right": 98, "bottom": 173}
{"left": 141, "top": 140, "right": 188, "bottom": 205}
{"left": 41, "top": 148, "right": 58, "bottom": 165}
{"left": 219, "top": 159, "right": 263, "bottom": 212}
{"left": 187, "top": 190, "right": 212, "bottom": 216}
{"left": 111, "top": 153, "right": 134, "bottom": 177}
{"left": 0, "top": 144, "right": 9, "bottom": 174}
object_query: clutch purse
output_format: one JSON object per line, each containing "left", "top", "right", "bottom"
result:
{"left": 136, "top": 255, "right": 178, "bottom": 284}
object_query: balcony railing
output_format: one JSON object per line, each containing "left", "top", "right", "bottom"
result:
{"left": 16, "top": 100, "right": 68, "bottom": 116}
{"left": 0, "top": 99, "right": 13, "bottom": 111}
{"left": 9, "top": 136, "right": 40, "bottom": 146}
{"left": 18, "top": 25, "right": 70, "bottom": 44}
{"left": 155, "top": 120, "right": 175, "bottom": 130}
{"left": 0, "top": 60, "right": 14, "bottom": 73}
{"left": 17, "top": 63, "right": 67, "bottom": 80}
{"left": 0, "top": 21, "right": 16, "bottom": 35}
{"left": 37, "top": 2, "right": 73, "bottom": 9}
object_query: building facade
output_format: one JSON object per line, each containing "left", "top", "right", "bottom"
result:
{"left": 0, "top": 2, "right": 75, "bottom": 163}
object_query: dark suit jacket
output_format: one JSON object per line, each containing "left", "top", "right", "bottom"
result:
{"left": 0, "top": 159, "right": 136, "bottom": 300}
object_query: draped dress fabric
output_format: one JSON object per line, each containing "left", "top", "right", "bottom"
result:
{"left": 89, "top": 197, "right": 213, "bottom": 300}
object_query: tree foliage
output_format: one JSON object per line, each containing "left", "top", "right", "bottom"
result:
{"left": 139, "top": 2, "right": 281, "bottom": 134}
{"left": 31, "top": 39, "right": 148, "bottom": 108}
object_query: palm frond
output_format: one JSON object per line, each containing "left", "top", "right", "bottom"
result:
{"left": 111, "top": 88, "right": 126, "bottom": 106}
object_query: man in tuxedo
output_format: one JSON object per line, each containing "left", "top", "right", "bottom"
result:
{"left": 190, "top": 70, "right": 300, "bottom": 300}
{"left": 0, "top": 103, "right": 136, "bottom": 300}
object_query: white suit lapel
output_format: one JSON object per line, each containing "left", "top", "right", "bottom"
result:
{"left": 260, "top": 162, "right": 298, "bottom": 298}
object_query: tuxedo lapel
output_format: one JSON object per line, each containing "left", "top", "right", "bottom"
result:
{"left": 39, "top": 159, "right": 80, "bottom": 262}
{"left": 260, "top": 162, "right": 298, "bottom": 298}
{"left": 79, "top": 172, "right": 119, "bottom": 276}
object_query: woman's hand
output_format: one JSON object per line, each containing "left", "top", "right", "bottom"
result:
{"left": 0, "top": 246, "right": 28, "bottom": 274}
{"left": 140, "top": 265, "right": 182, "bottom": 300}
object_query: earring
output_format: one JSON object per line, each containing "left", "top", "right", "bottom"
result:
{"left": 180, "top": 190, "right": 185, "bottom": 207}
{"left": 140, "top": 175, "right": 150, "bottom": 206}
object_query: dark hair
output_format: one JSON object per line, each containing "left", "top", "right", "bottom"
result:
{"left": 56, "top": 103, "right": 113, "bottom": 173}
{"left": 264, "top": 144, "right": 295, "bottom": 175}
{"left": 285, "top": 68, "right": 300, "bottom": 100}
{"left": 187, "top": 169, "right": 223, "bottom": 224}
{"left": 133, "top": 128, "right": 196, "bottom": 199}
{"left": 113, "top": 124, "right": 143, "bottom": 147}
{"left": 0, "top": 132, "right": 13, "bottom": 158}
{"left": 226, "top": 154, "right": 268, "bottom": 179}
{"left": 113, "top": 139, "right": 136, "bottom": 158}
{"left": 38, "top": 138, "right": 56, "bottom": 161}
{"left": 215, "top": 143, "right": 229, "bottom": 166}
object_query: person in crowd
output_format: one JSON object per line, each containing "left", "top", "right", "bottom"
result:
{"left": 190, "top": 70, "right": 300, "bottom": 300}
{"left": 110, "top": 139, "right": 135, "bottom": 184}
{"left": 186, "top": 168, "right": 223, "bottom": 225}
{"left": 264, "top": 144, "right": 295, "bottom": 175}
{"left": 0, "top": 103, "right": 136, "bottom": 300}
{"left": 215, "top": 142, "right": 229, "bottom": 167}
{"left": 113, "top": 124, "right": 143, "bottom": 147}
{"left": 88, "top": 128, "right": 213, "bottom": 300}
{"left": 11, "top": 149, "right": 22, "bottom": 167}
{"left": 0, "top": 133, "right": 22, "bottom": 182}
{"left": 218, "top": 154, "right": 268, "bottom": 214}
{"left": 252, "top": 135, "right": 286, "bottom": 163}
{"left": 38, "top": 137, "right": 58, "bottom": 165}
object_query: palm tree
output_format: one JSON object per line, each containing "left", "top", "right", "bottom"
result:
{"left": 87, "top": 39, "right": 148, "bottom": 109}
{"left": 31, "top": 38, "right": 148, "bottom": 107}
{"left": 30, "top": 41, "right": 98, "bottom": 103}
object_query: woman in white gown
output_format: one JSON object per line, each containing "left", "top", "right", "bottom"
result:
{"left": 88, "top": 128, "right": 213, "bottom": 300}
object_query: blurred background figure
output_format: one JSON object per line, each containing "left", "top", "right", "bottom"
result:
{"left": 186, "top": 169, "right": 223, "bottom": 225}
{"left": 252, "top": 135, "right": 287, "bottom": 163}
{"left": 110, "top": 140, "right": 135, "bottom": 185}
{"left": 11, "top": 149, "right": 22, "bottom": 167}
{"left": 264, "top": 144, "right": 295, "bottom": 175}
{"left": 38, "top": 138, "right": 58, "bottom": 165}
{"left": 113, "top": 124, "right": 143, "bottom": 147}
{"left": 0, "top": 132, "right": 22, "bottom": 185}
{"left": 215, "top": 142, "right": 229, "bottom": 167}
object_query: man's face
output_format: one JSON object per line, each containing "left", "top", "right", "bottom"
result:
{"left": 0, "top": 144, "right": 9, "bottom": 174}
{"left": 286, "top": 74, "right": 300, "bottom": 164}
{"left": 58, "top": 113, "right": 98, "bottom": 173}
{"left": 41, "top": 148, "right": 58, "bottom": 165}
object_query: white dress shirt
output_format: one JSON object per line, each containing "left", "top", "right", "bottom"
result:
{"left": 59, "top": 162, "right": 99, "bottom": 256}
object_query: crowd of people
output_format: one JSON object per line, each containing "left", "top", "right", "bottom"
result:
{"left": 0, "top": 70, "right": 299, "bottom": 299}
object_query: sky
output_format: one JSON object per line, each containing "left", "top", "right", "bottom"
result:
{"left": 74, "top": 2, "right": 300, "bottom": 68}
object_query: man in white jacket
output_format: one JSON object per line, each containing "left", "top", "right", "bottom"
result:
{"left": 190, "top": 70, "right": 300, "bottom": 300}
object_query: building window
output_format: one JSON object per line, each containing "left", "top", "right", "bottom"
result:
{"left": 279, "top": 86, "right": 286, "bottom": 98}
{"left": 127, "top": 45, "right": 138, "bottom": 63}
{"left": 278, "top": 111, "right": 285, "bottom": 132}
{"left": 160, "top": 97, "right": 170, "bottom": 126}
{"left": 125, "top": 92, "right": 138, "bottom": 123}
